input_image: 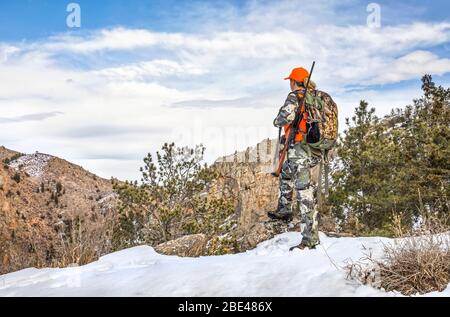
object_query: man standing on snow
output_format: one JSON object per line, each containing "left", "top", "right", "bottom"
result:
{"left": 268, "top": 67, "right": 323, "bottom": 250}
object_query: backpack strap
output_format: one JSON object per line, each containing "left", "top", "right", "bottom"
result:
{"left": 317, "top": 149, "right": 330, "bottom": 210}
{"left": 317, "top": 157, "right": 324, "bottom": 210}
{"left": 324, "top": 149, "right": 330, "bottom": 197}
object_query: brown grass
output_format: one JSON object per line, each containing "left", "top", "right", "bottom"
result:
{"left": 377, "top": 233, "right": 450, "bottom": 295}
{"left": 56, "top": 215, "right": 114, "bottom": 268}
{"left": 346, "top": 216, "right": 450, "bottom": 296}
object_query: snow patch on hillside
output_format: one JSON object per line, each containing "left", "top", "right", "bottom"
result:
{"left": 9, "top": 152, "right": 52, "bottom": 177}
{"left": 0, "top": 232, "right": 448, "bottom": 297}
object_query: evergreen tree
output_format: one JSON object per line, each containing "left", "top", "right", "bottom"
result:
{"left": 112, "top": 143, "right": 235, "bottom": 252}
{"left": 330, "top": 76, "right": 449, "bottom": 236}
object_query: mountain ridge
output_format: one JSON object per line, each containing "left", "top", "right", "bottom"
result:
{"left": 0, "top": 146, "right": 116, "bottom": 274}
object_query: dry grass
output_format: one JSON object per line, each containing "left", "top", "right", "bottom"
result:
{"left": 377, "top": 233, "right": 450, "bottom": 295}
{"left": 56, "top": 215, "right": 114, "bottom": 268}
{"left": 346, "top": 216, "right": 450, "bottom": 296}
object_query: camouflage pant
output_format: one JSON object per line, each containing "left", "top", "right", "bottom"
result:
{"left": 278, "top": 143, "right": 320, "bottom": 247}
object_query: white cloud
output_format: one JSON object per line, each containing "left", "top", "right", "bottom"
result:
{"left": 368, "top": 51, "right": 450, "bottom": 85}
{"left": 69, "top": 22, "right": 450, "bottom": 90}
{"left": 0, "top": 44, "right": 20, "bottom": 62}
{"left": 41, "top": 28, "right": 161, "bottom": 53}
{"left": 0, "top": 112, "right": 63, "bottom": 123}
{"left": 1, "top": 0, "right": 449, "bottom": 179}
{"left": 94, "top": 59, "right": 207, "bottom": 81}
{"left": 335, "top": 85, "right": 423, "bottom": 125}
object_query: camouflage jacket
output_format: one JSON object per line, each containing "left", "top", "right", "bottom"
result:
{"left": 273, "top": 91, "right": 302, "bottom": 128}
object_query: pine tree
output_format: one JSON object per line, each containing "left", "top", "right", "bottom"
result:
{"left": 112, "top": 143, "right": 235, "bottom": 251}
{"left": 329, "top": 76, "right": 449, "bottom": 236}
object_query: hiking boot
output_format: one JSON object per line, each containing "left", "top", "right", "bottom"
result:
{"left": 289, "top": 242, "right": 317, "bottom": 251}
{"left": 267, "top": 211, "right": 293, "bottom": 223}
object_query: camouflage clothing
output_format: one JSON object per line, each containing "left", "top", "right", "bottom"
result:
{"left": 273, "top": 92, "right": 300, "bottom": 128}
{"left": 274, "top": 92, "right": 321, "bottom": 247}
{"left": 278, "top": 143, "right": 320, "bottom": 247}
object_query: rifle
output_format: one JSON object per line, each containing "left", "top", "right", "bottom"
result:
{"left": 271, "top": 127, "right": 282, "bottom": 173}
{"left": 271, "top": 61, "right": 316, "bottom": 178}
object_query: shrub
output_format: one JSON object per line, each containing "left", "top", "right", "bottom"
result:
{"left": 346, "top": 217, "right": 450, "bottom": 296}
{"left": 376, "top": 233, "right": 450, "bottom": 295}
{"left": 12, "top": 172, "right": 21, "bottom": 183}
{"left": 56, "top": 216, "right": 114, "bottom": 267}
{"left": 56, "top": 182, "right": 63, "bottom": 194}
{"left": 112, "top": 143, "right": 236, "bottom": 251}
{"left": 3, "top": 153, "right": 24, "bottom": 166}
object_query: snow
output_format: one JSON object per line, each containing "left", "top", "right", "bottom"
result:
{"left": 9, "top": 152, "right": 52, "bottom": 178}
{"left": 0, "top": 232, "right": 449, "bottom": 297}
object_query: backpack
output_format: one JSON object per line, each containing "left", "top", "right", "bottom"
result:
{"left": 303, "top": 88, "right": 339, "bottom": 151}
{"left": 302, "top": 86, "right": 339, "bottom": 206}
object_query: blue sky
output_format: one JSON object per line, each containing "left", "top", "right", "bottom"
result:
{"left": 1, "top": 0, "right": 450, "bottom": 40}
{"left": 0, "top": 0, "right": 247, "bottom": 40}
{"left": 1, "top": 0, "right": 450, "bottom": 179}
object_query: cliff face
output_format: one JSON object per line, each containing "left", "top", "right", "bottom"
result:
{"left": 210, "top": 138, "right": 334, "bottom": 251}
{"left": 0, "top": 147, "right": 116, "bottom": 274}
{"left": 210, "top": 139, "right": 301, "bottom": 251}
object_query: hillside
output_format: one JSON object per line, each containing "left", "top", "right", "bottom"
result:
{"left": 1, "top": 140, "right": 449, "bottom": 297}
{"left": 0, "top": 140, "right": 289, "bottom": 274}
{"left": 1, "top": 232, "right": 448, "bottom": 297}
{"left": 0, "top": 146, "right": 116, "bottom": 274}
{"left": 0, "top": 139, "right": 334, "bottom": 274}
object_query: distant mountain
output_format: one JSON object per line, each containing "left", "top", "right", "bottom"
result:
{"left": 0, "top": 146, "right": 116, "bottom": 274}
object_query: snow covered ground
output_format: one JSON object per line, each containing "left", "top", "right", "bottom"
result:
{"left": 0, "top": 232, "right": 449, "bottom": 297}
{"left": 9, "top": 152, "right": 52, "bottom": 178}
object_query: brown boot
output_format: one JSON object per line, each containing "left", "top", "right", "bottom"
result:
{"left": 267, "top": 211, "right": 293, "bottom": 223}
{"left": 289, "top": 242, "right": 317, "bottom": 251}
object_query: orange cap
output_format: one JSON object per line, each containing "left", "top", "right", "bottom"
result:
{"left": 284, "top": 67, "right": 309, "bottom": 83}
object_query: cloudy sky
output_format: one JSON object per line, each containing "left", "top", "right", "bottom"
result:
{"left": 1, "top": 0, "right": 450, "bottom": 180}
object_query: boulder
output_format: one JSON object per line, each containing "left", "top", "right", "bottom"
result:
{"left": 155, "top": 234, "right": 208, "bottom": 257}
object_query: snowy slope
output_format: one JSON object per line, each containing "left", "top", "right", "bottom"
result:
{"left": 0, "top": 232, "right": 449, "bottom": 297}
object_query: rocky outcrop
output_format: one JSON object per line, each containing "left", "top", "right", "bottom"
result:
{"left": 215, "top": 138, "right": 276, "bottom": 164}
{"left": 155, "top": 234, "right": 207, "bottom": 257}
{"left": 211, "top": 138, "right": 333, "bottom": 251}
{"left": 210, "top": 139, "right": 303, "bottom": 251}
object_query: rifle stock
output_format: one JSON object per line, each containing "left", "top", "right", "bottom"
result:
{"left": 271, "top": 61, "right": 316, "bottom": 178}
{"left": 271, "top": 144, "right": 287, "bottom": 177}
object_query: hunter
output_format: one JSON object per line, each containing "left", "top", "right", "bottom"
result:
{"left": 268, "top": 66, "right": 338, "bottom": 250}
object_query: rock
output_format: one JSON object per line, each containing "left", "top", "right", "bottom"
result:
{"left": 155, "top": 234, "right": 208, "bottom": 257}
{"left": 209, "top": 139, "right": 294, "bottom": 251}
{"left": 9, "top": 153, "right": 52, "bottom": 178}
{"left": 210, "top": 138, "right": 328, "bottom": 252}
{"left": 237, "top": 220, "right": 300, "bottom": 251}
